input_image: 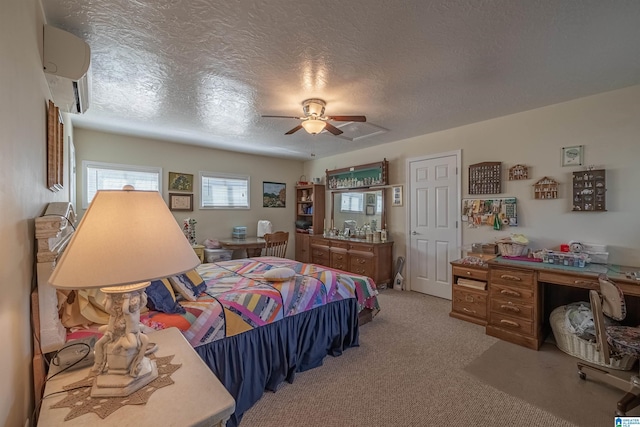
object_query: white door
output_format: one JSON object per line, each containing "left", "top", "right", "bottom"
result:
{"left": 407, "top": 151, "right": 460, "bottom": 299}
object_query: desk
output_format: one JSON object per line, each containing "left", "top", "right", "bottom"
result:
{"left": 218, "top": 236, "right": 265, "bottom": 257}
{"left": 37, "top": 327, "right": 235, "bottom": 427}
{"left": 485, "top": 257, "right": 640, "bottom": 350}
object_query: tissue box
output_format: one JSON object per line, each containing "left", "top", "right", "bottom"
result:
{"left": 232, "top": 226, "right": 247, "bottom": 239}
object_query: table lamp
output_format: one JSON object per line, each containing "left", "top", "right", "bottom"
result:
{"left": 48, "top": 186, "right": 200, "bottom": 397}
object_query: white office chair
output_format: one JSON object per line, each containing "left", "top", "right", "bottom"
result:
{"left": 577, "top": 275, "right": 640, "bottom": 416}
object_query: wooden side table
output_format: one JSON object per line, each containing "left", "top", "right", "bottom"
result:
{"left": 192, "top": 244, "right": 205, "bottom": 262}
{"left": 37, "top": 327, "right": 235, "bottom": 426}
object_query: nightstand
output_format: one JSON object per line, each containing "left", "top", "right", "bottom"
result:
{"left": 192, "top": 244, "right": 205, "bottom": 263}
{"left": 37, "top": 327, "right": 235, "bottom": 426}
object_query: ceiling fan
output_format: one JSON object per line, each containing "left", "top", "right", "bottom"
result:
{"left": 262, "top": 98, "right": 366, "bottom": 136}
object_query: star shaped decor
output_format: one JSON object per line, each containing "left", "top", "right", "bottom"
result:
{"left": 50, "top": 355, "right": 181, "bottom": 421}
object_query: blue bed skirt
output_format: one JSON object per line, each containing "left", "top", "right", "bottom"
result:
{"left": 195, "top": 297, "right": 360, "bottom": 426}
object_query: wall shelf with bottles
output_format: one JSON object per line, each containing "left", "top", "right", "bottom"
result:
{"left": 326, "top": 159, "right": 389, "bottom": 190}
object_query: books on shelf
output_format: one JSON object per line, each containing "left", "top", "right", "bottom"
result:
{"left": 457, "top": 278, "right": 486, "bottom": 290}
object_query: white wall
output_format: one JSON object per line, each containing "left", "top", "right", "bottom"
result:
{"left": 74, "top": 129, "right": 304, "bottom": 258}
{"left": 1, "top": 0, "right": 71, "bottom": 425}
{"left": 305, "top": 85, "right": 640, "bottom": 267}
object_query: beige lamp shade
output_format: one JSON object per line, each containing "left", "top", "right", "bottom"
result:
{"left": 49, "top": 189, "right": 200, "bottom": 290}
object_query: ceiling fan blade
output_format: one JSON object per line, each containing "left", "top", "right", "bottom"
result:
{"left": 327, "top": 115, "right": 366, "bottom": 122}
{"left": 324, "top": 122, "right": 343, "bottom": 135}
{"left": 262, "top": 115, "right": 303, "bottom": 119}
{"left": 285, "top": 124, "right": 303, "bottom": 135}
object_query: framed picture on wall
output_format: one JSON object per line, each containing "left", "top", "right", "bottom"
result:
{"left": 169, "top": 193, "right": 193, "bottom": 211}
{"left": 47, "top": 100, "right": 64, "bottom": 192}
{"left": 562, "top": 145, "right": 583, "bottom": 167}
{"left": 391, "top": 185, "right": 403, "bottom": 207}
{"left": 263, "top": 182, "right": 286, "bottom": 207}
{"left": 168, "top": 172, "right": 194, "bottom": 191}
{"left": 366, "top": 205, "right": 375, "bottom": 215}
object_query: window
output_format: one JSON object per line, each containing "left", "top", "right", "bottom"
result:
{"left": 200, "top": 172, "right": 250, "bottom": 209}
{"left": 340, "top": 192, "right": 364, "bottom": 213}
{"left": 83, "top": 161, "right": 161, "bottom": 208}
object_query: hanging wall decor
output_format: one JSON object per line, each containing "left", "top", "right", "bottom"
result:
{"left": 562, "top": 145, "right": 583, "bottom": 167}
{"left": 468, "top": 162, "right": 502, "bottom": 194}
{"left": 263, "top": 182, "right": 286, "bottom": 207}
{"left": 47, "top": 100, "right": 64, "bottom": 192}
{"left": 533, "top": 177, "right": 559, "bottom": 200}
{"left": 461, "top": 197, "right": 518, "bottom": 228}
{"left": 508, "top": 164, "right": 529, "bottom": 180}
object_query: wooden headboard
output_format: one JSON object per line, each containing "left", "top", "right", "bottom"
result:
{"left": 32, "top": 202, "right": 76, "bottom": 409}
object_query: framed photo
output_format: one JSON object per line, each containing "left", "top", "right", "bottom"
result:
{"left": 263, "top": 181, "right": 286, "bottom": 207}
{"left": 366, "top": 205, "right": 375, "bottom": 215}
{"left": 169, "top": 193, "right": 193, "bottom": 211}
{"left": 391, "top": 185, "right": 403, "bottom": 207}
{"left": 47, "top": 100, "right": 64, "bottom": 192}
{"left": 366, "top": 193, "right": 376, "bottom": 205}
{"left": 168, "top": 172, "right": 194, "bottom": 192}
{"left": 562, "top": 145, "right": 583, "bottom": 167}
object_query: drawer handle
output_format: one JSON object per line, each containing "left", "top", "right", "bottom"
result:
{"left": 462, "top": 308, "right": 477, "bottom": 314}
{"left": 574, "top": 280, "right": 596, "bottom": 286}
{"left": 336, "top": 255, "right": 343, "bottom": 260}
{"left": 500, "top": 289, "right": 521, "bottom": 297}
{"left": 466, "top": 271, "right": 472, "bottom": 276}
{"left": 465, "top": 295, "right": 475, "bottom": 302}
{"left": 356, "top": 268, "right": 366, "bottom": 274}
{"left": 500, "top": 304, "right": 521, "bottom": 313}
{"left": 357, "top": 259, "right": 366, "bottom": 264}
{"left": 500, "top": 319, "right": 520, "bottom": 328}
{"left": 500, "top": 274, "right": 521, "bottom": 281}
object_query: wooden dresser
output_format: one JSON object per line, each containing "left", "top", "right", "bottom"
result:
{"left": 309, "top": 236, "right": 393, "bottom": 286}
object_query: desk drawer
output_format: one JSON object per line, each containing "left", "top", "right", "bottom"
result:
{"left": 452, "top": 266, "right": 488, "bottom": 282}
{"left": 491, "top": 267, "right": 534, "bottom": 288}
{"left": 538, "top": 271, "right": 598, "bottom": 289}
{"left": 490, "top": 283, "right": 535, "bottom": 303}
{"left": 490, "top": 298, "right": 534, "bottom": 321}
{"left": 489, "top": 311, "right": 534, "bottom": 335}
{"left": 452, "top": 287, "right": 487, "bottom": 320}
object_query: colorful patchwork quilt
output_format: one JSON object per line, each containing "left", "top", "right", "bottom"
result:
{"left": 141, "top": 257, "right": 379, "bottom": 348}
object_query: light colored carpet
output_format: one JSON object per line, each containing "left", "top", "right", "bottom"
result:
{"left": 240, "top": 290, "right": 601, "bottom": 426}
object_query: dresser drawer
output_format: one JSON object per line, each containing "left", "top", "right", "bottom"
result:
{"left": 489, "top": 312, "right": 534, "bottom": 335}
{"left": 331, "top": 252, "right": 348, "bottom": 270}
{"left": 490, "top": 298, "right": 534, "bottom": 321}
{"left": 490, "top": 267, "right": 535, "bottom": 288}
{"left": 311, "top": 247, "right": 330, "bottom": 266}
{"left": 349, "top": 243, "right": 374, "bottom": 253}
{"left": 331, "top": 241, "right": 349, "bottom": 250}
{"left": 538, "top": 271, "right": 599, "bottom": 289}
{"left": 349, "top": 255, "right": 374, "bottom": 277}
{"left": 452, "top": 287, "right": 487, "bottom": 320}
{"left": 489, "top": 283, "right": 535, "bottom": 303}
{"left": 452, "top": 266, "right": 488, "bottom": 282}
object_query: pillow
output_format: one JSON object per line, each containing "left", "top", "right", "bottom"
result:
{"left": 169, "top": 269, "right": 207, "bottom": 301}
{"left": 263, "top": 267, "right": 296, "bottom": 282}
{"left": 146, "top": 278, "right": 186, "bottom": 314}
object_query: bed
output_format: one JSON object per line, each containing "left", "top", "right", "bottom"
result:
{"left": 148, "top": 256, "right": 378, "bottom": 425}
{"left": 59, "top": 256, "right": 379, "bottom": 426}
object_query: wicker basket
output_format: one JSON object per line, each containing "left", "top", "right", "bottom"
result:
{"left": 497, "top": 241, "right": 527, "bottom": 257}
{"left": 549, "top": 306, "right": 636, "bottom": 370}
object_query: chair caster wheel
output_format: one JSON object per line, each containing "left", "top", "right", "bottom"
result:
{"left": 578, "top": 371, "right": 586, "bottom": 380}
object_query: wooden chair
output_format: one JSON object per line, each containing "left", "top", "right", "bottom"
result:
{"left": 263, "top": 231, "right": 289, "bottom": 258}
{"left": 577, "top": 275, "right": 640, "bottom": 416}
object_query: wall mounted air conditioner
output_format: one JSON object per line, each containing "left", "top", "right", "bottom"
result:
{"left": 43, "top": 25, "right": 91, "bottom": 114}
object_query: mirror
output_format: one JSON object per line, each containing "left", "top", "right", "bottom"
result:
{"left": 331, "top": 190, "right": 385, "bottom": 237}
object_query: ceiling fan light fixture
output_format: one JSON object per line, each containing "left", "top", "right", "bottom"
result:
{"left": 301, "top": 119, "right": 326, "bottom": 134}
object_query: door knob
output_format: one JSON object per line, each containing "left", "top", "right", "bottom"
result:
{"left": 412, "top": 231, "right": 419, "bottom": 235}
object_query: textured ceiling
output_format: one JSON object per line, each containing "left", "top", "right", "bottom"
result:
{"left": 42, "top": 0, "right": 640, "bottom": 160}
